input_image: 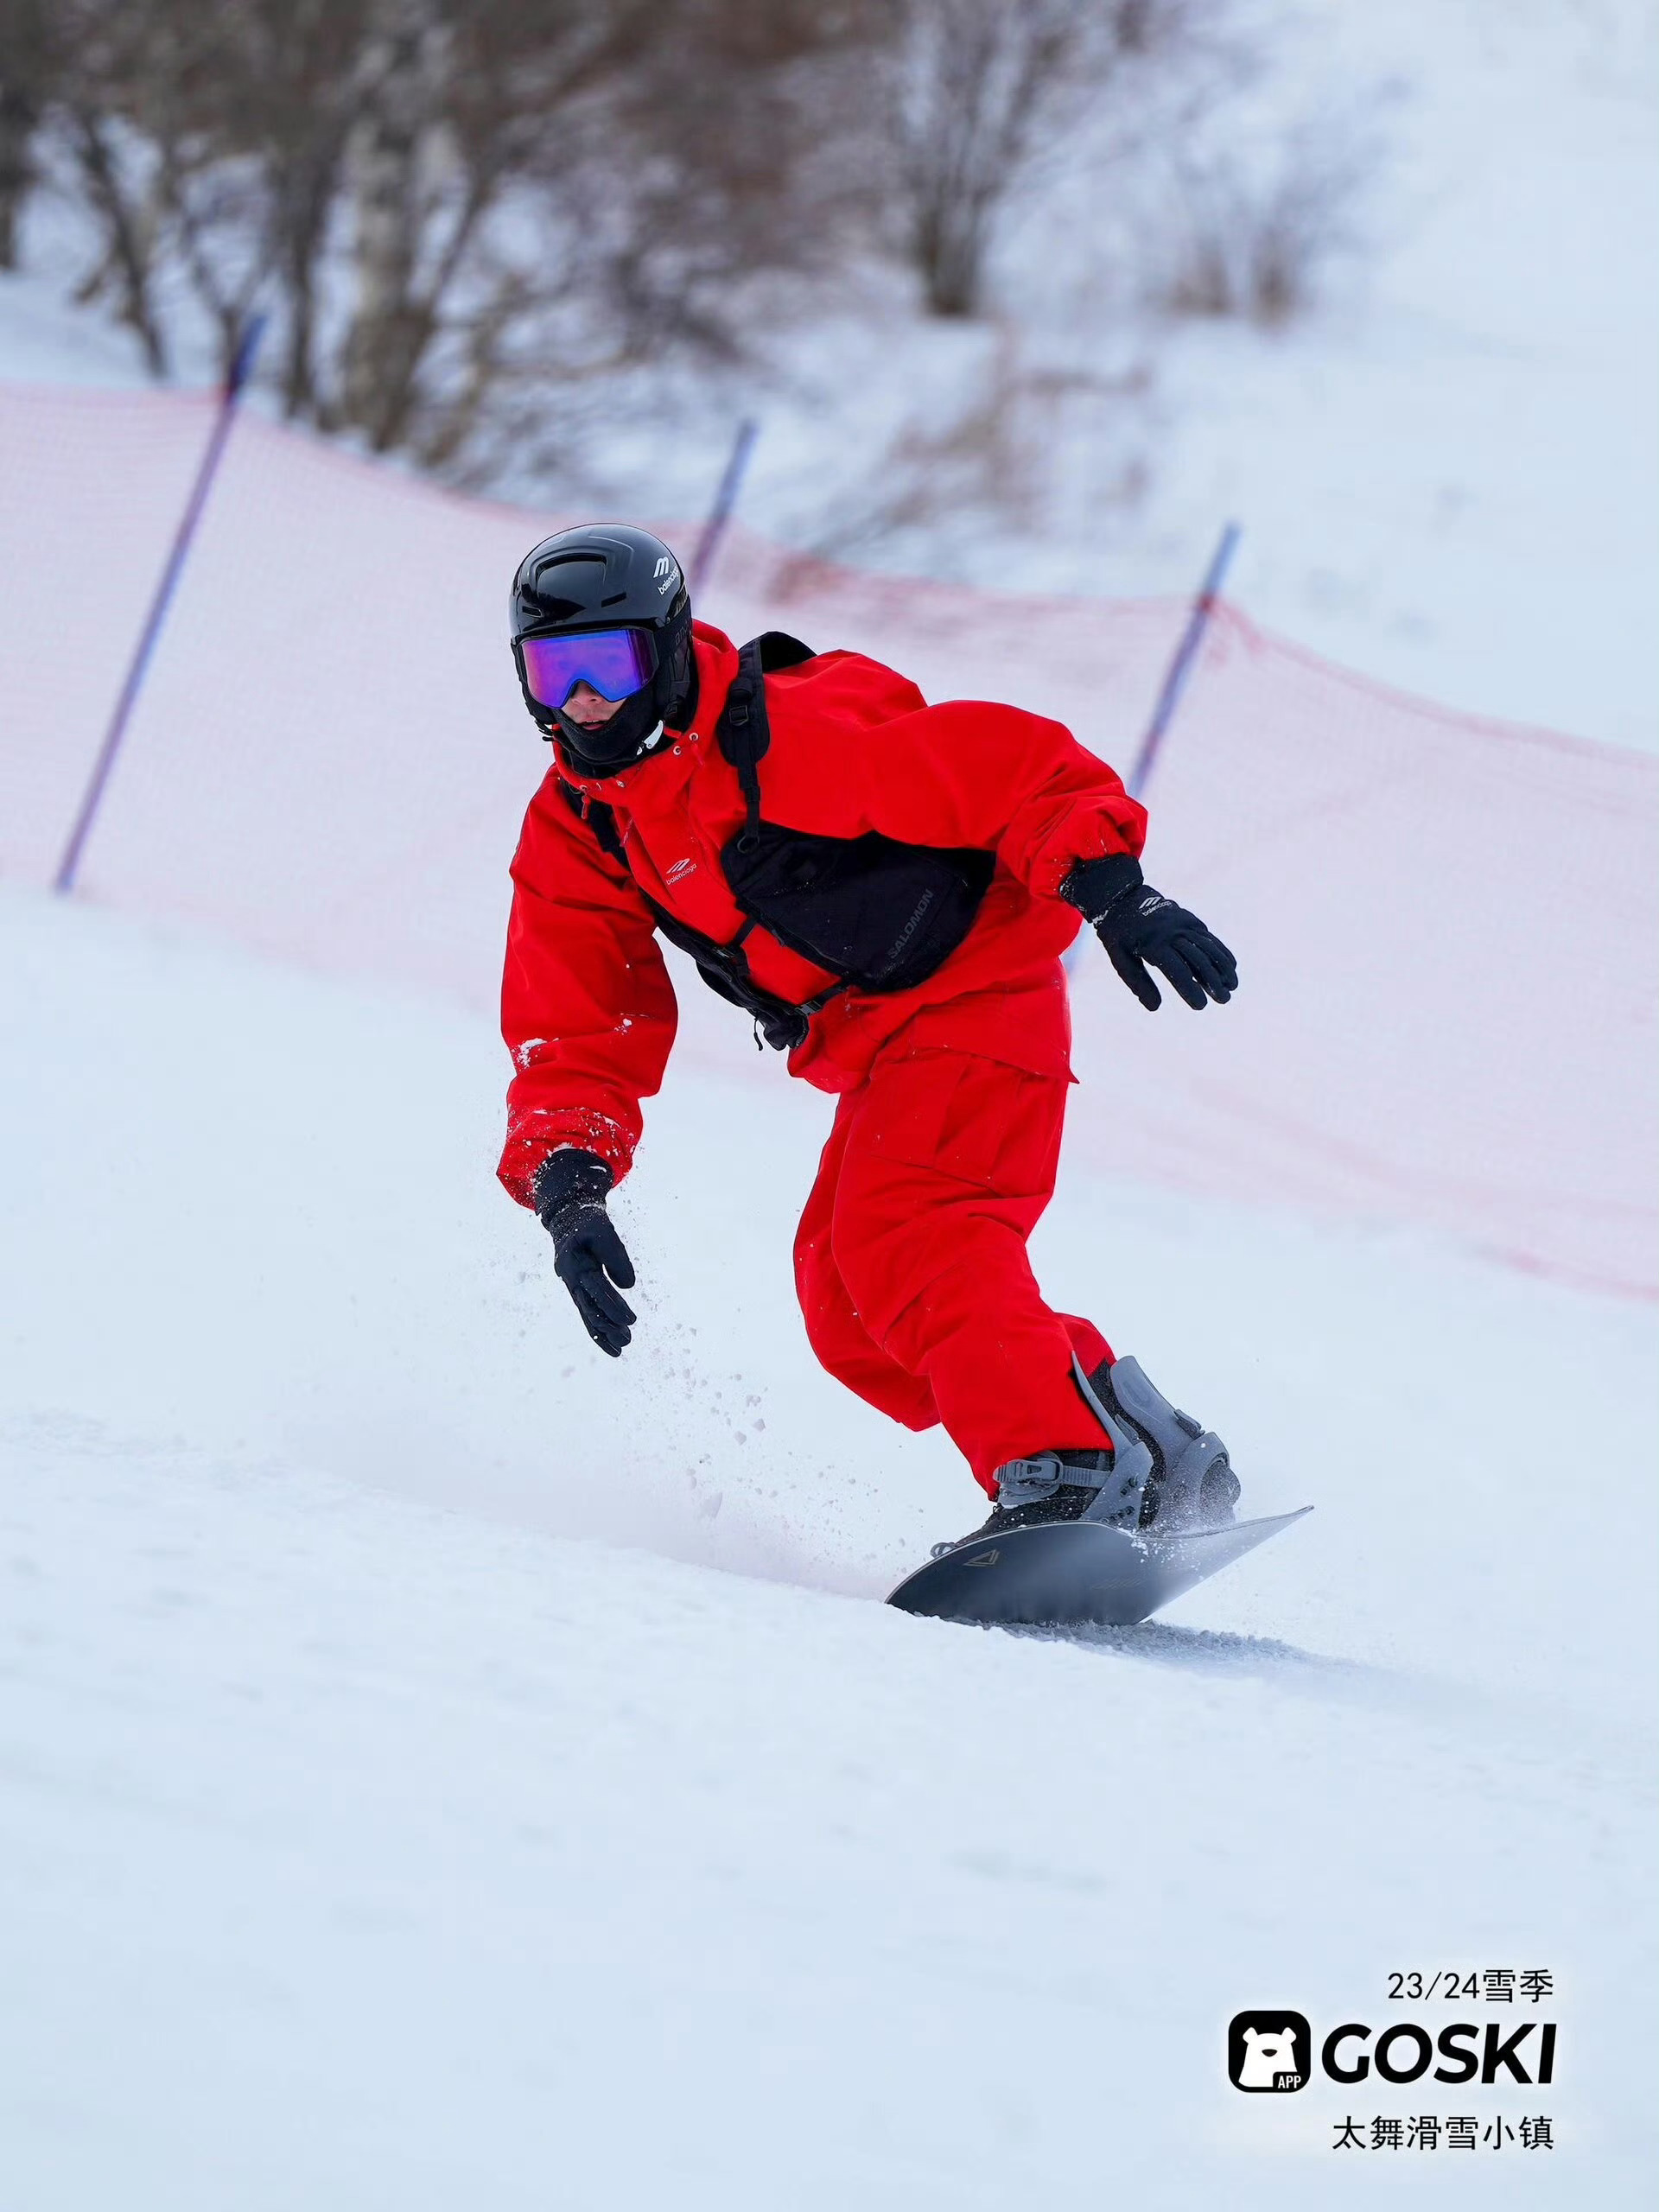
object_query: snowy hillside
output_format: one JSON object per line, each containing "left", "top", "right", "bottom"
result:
{"left": 543, "top": 0, "right": 1659, "bottom": 753}
{"left": 4, "top": 0, "right": 1656, "bottom": 753}
{"left": 2, "top": 885, "right": 1654, "bottom": 2207}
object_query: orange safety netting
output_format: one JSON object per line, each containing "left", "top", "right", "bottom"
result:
{"left": 3, "top": 385, "right": 1654, "bottom": 1298}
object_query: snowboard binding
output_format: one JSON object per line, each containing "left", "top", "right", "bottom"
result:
{"left": 1071, "top": 1353, "right": 1241, "bottom": 1535}
{"left": 931, "top": 1353, "right": 1240, "bottom": 1560}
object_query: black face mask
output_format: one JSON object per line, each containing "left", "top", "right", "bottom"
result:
{"left": 552, "top": 686, "right": 666, "bottom": 775}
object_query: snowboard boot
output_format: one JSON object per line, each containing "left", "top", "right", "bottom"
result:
{"left": 931, "top": 1446, "right": 1140, "bottom": 1558}
{"left": 931, "top": 1354, "right": 1238, "bottom": 1557}
{"left": 1073, "top": 1352, "right": 1240, "bottom": 1534}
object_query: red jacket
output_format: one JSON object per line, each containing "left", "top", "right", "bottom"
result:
{"left": 499, "top": 622, "right": 1146, "bottom": 1205}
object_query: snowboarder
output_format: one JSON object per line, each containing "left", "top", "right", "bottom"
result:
{"left": 499, "top": 523, "right": 1243, "bottom": 1548}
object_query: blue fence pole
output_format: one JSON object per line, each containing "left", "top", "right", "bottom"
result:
{"left": 1127, "top": 520, "right": 1241, "bottom": 801}
{"left": 687, "top": 417, "right": 760, "bottom": 601}
{"left": 54, "top": 315, "right": 267, "bottom": 896}
{"left": 1065, "top": 521, "right": 1242, "bottom": 975}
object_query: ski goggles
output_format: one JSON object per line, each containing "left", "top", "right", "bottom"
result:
{"left": 518, "top": 626, "right": 657, "bottom": 710}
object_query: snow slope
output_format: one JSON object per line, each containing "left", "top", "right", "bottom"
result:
{"left": 3, "top": 884, "right": 1654, "bottom": 2207}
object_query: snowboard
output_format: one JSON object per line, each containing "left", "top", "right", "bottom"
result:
{"left": 887, "top": 1506, "right": 1312, "bottom": 1630}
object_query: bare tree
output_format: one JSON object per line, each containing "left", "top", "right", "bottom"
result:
{"left": 17, "top": 0, "right": 893, "bottom": 472}
{"left": 175, "top": 0, "right": 376, "bottom": 404}
{"left": 3, "top": 0, "right": 181, "bottom": 369}
{"left": 580, "top": 0, "right": 893, "bottom": 355}
{"left": 0, "top": 0, "right": 57, "bottom": 269}
{"left": 10, "top": 0, "right": 366, "bottom": 384}
{"left": 882, "top": 0, "right": 1213, "bottom": 317}
{"left": 1151, "top": 95, "right": 1391, "bottom": 327}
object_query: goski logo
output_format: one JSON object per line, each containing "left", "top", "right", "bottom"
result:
{"left": 1227, "top": 2013, "right": 1311, "bottom": 2092}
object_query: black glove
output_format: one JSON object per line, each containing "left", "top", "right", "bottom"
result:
{"left": 1063, "top": 854, "right": 1238, "bottom": 1014}
{"left": 532, "top": 1148, "right": 637, "bottom": 1357}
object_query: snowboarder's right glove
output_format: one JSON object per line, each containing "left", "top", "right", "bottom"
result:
{"left": 1063, "top": 854, "right": 1238, "bottom": 1013}
{"left": 532, "top": 1147, "right": 637, "bottom": 1358}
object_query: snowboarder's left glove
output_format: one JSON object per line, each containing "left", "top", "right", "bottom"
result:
{"left": 1063, "top": 855, "right": 1237, "bottom": 1013}
{"left": 532, "top": 1147, "right": 637, "bottom": 1357}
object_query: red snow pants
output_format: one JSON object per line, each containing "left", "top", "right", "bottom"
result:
{"left": 793, "top": 995, "right": 1114, "bottom": 1494}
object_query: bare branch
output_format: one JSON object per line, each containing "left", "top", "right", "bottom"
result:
{"left": 884, "top": 0, "right": 1134, "bottom": 315}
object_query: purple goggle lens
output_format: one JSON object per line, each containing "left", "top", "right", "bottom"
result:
{"left": 521, "top": 627, "right": 656, "bottom": 709}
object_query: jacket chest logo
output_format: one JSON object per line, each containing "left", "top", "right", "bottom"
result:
{"left": 664, "top": 857, "right": 697, "bottom": 886}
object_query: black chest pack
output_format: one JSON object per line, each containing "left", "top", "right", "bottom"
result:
{"left": 556, "top": 632, "right": 995, "bottom": 1051}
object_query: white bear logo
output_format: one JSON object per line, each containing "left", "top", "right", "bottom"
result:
{"left": 1238, "top": 2024, "right": 1300, "bottom": 2088}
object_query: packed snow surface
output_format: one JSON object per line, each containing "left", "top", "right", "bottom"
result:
{"left": 1, "top": 887, "right": 1653, "bottom": 2207}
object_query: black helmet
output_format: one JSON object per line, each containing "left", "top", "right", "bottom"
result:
{"left": 508, "top": 523, "right": 696, "bottom": 773}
